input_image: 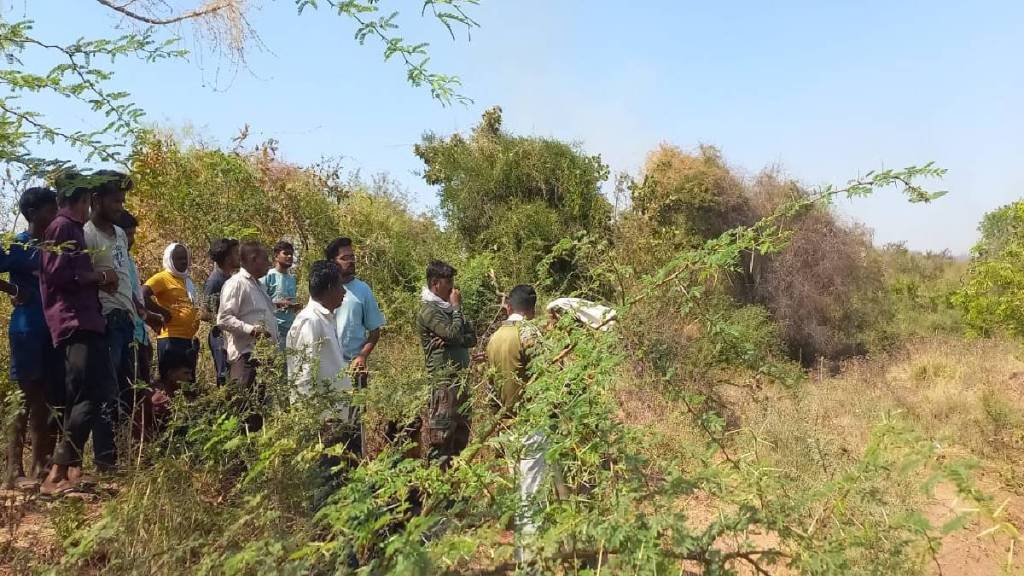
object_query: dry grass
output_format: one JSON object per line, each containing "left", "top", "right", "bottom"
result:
{"left": 617, "top": 335, "right": 1024, "bottom": 574}
{"left": 4, "top": 333, "right": 1021, "bottom": 574}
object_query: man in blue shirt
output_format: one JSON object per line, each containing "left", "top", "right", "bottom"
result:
{"left": 262, "top": 240, "right": 300, "bottom": 351}
{"left": 0, "top": 187, "right": 59, "bottom": 488}
{"left": 325, "top": 237, "right": 386, "bottom": 382}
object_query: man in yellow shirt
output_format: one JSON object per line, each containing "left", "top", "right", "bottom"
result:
{"left": 143, "top": 243, "right": 201, "bottom": 380}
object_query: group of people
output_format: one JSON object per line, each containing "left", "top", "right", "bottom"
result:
{"left": 1, "top": 169, "right": 613, "bottom": 561}
{"left": 0, "top": 171, "right": 389, "bottom": 495}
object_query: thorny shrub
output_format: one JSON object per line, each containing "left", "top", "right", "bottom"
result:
{"left": 40, "top": 161, "right": 1017, "bottom": 575}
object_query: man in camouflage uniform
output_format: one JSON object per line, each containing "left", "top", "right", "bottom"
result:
{"left": 416, "top": 260, "right": 477, "bottom": 468}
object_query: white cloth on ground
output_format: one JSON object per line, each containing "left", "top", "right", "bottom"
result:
{"left": 545, "top": 297, "right": 617, "bottom": 331}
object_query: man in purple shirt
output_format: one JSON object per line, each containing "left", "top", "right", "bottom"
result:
{"left": 40, "top": 171, "right": 119, "bottom": 495}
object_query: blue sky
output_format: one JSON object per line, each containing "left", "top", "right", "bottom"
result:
{"left": 11, "top": 1, "right": 1024, "bottom": 253}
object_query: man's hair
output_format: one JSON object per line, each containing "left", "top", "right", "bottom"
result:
{"left": 158, "top": 347, "right": 192, "bottom": 380}
{"left": 239, "top": 240, "right": 266, "bottom": 263}
{"left": 54, "top": 170, "right": 91, "bottom": 207}
{"left": 426, "top": 260, "right": 457, "bottom": 284}
{"left": 18, "top": 187, "right": 57, "bottom": 219}
{"left": 273, "top": 240, "right": 294, "bottom": 255}
{"left": 507, "top": 284, "right": 537, "bottom": 313}
{"left": 308, "top": 260, "right": 343, "bottom": 300}
{"left": 208, "top": 238, "right": 239, "bottom": 266}
{"left": 90, "top": 169, "right": 133, "bottom": 198}
{"left": 324, "top": 237, "right": 353, "bottom": 260}
{"left": 115, "top": 210, "right": 138, "bottom": 230}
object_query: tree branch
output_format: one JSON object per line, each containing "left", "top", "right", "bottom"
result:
{"left": 0, "top": 100, "right": 118, "bottom": 163}
{"left": 95, "top": 0, "right": 236, "bottom": 25}
{"left": 18, "top": 37, "right": 135, "bottom": 135}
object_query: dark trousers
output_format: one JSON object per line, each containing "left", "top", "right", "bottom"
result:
{"left": 135, "top": 340, "right": 153, "bottom": 385}
{"left": 54, "top": 331, "right": 117, "bottom": 468}
{"left": 229, "top": 353, "right": 266, "bottom": 431}
{"left": 314, "top": 419, "right": 362, "bottom": 509}
{"left": 208, "top": 329, "right": 229, "bottom": 386}
{"left": 423, "top": 379, "right": 471, "bottom": 469}
{"left": 157, "top": 337, "right": 199, "bottom": 380}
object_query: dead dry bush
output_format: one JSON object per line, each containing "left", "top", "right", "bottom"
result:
{"left": 620, "top": 154, "right": 895, "bottom": 366}
{"left": 753, "top": 208, "right": 892, "bottom": 364}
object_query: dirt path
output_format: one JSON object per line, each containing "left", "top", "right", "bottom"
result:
{"left": 925, "top": 480, "right": 1024, "bottom": 576}
{"left": 0, "top": 487, "right": 103, "bottom": 575}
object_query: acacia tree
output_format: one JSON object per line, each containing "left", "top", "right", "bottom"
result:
{"left": 0, "top": 0, "right": 479, "bottom": 185}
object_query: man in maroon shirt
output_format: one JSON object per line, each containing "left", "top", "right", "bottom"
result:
{"left": 40, "top": 171, "right": 119, "bottom": 495}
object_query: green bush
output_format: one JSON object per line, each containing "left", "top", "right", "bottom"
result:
{"left": 3, "top": 124, "right": 989, "bottom": 574}
{"left": 954, "top": 200, "right": 1024, "bottom": 338}
{"left": 879, "top": 243, "right": 966, "bottom": 338}
{"left": 129, "top": 130, "right": 343, "bottom": 281}
{"left": 630, "top": 143, "right": 752, "bottom": 246}
{"left": 415, "top": 106, "right": 612, "bottom": 282}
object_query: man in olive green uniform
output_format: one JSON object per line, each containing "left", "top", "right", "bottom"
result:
{"left": 417, "top": 260, "right": 477, "bottom": 468}
{"left": 485, "top": 285, "right": 545, "bottom": 562}
{"left": 486, "top": 285, "right": 540, "bottom": 413}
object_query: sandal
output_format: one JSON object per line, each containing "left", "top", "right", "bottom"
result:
{"left": 39, "top": 478, "right": 81, "bottom": 497}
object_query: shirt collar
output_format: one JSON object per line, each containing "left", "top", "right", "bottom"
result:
{"left": 507, "top": 313, "right": 525, "bottom": 322}
{"left": 308, "top": 299, "right": 333, "bottom": 316}
{"left": 58, "top": 207, "right": 85, "bottom": 224}
{"left": 238, "top": 268, "right": 257, "bottom": 282}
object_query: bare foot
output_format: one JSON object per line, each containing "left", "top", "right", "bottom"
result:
{"left": 40, "top": 477, "right": 79, "bottom": 496}
{"left": 41, "top": 463, "right": 67, "bottom": 495}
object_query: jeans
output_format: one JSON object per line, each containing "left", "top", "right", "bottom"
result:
{"left": 135, "top": 340, "right": 153, "bottom": 385}
{"left": 515, "top": 432, "right": 570, "bottom": 564}
{"left": 208, "top": 329, "right": 229, "bottom": 386}
{"left": 93, "top": 310, "right": 135, "bottom": 467}
{"left": 53, "top": 331, "right": 117, "bottom": 469}
{"left": 105, "top": 310, "right": 135, "bottom": 400}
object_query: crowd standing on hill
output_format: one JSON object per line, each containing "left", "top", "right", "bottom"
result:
{"left": 0, "top": 169, "right": 616, "bottom": 557}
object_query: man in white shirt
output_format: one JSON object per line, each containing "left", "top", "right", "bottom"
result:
{"left": 288, "top": 260, "right": 360, "bottom": 503}
{"left": 286, "top": 260, "right": 352, "bottom": 419}
{"left": 82, "top": 170, "right": 134, "bottom": 470}
{"left": 217, "top": 240, "right": 279, "bottom": 430}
